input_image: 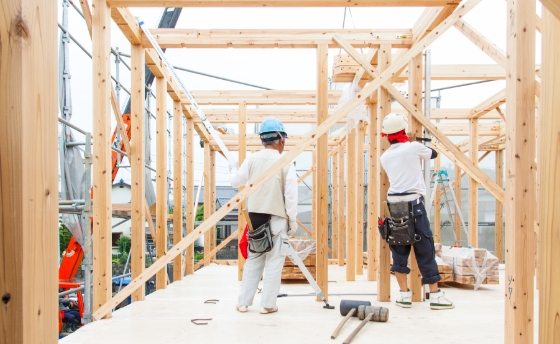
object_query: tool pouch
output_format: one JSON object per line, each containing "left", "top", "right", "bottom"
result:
{"left": 382, "top": 201, "right": 421, "bottom": 245}
{"left": 247, "top": 213, "right": 273, "bottom": 254}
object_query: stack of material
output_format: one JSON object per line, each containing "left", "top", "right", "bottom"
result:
{"left": 435, "top": 244, "right": 499, "bottom": 289}
{"left": 281, "top": 239, "right": 316, "bottom": 281}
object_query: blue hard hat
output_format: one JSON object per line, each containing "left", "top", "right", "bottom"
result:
{"left": 259, "top": 117, "right": 287, "bottom": 137}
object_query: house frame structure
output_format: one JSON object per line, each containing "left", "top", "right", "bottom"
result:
{"left": 1, "top": 0, "right": 559, "bottom": 342}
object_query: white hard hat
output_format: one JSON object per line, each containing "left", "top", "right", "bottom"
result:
{"left": 381, "top": 113, "right": 407, "bottom": 135}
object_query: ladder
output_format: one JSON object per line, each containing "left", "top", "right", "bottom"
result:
{"left": 430, "top": 170, "right": 467, "bottom": 245}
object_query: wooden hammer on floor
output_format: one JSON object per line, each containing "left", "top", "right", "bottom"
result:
{"left": 342, "top": 305, "right": 389, "bottom": 344}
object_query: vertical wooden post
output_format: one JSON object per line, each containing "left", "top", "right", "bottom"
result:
{"left": 203, "top": 144, "right": 211, "bottom": 266}
{"left": 346, "top": 127, "right": 357, "bottom": 281}
{"left": 454, "top": 164, "right": 463, "bottom": 242}
{"left": 505, "top": 0, "right": 536, "bottom": 341}
{"left": 130, "top": 43, "right": 146, "bottom": 302}
{"left": 156, "top": 77, "right": 168, "bottom": 290}
{"left": 407, "top": 53, "right": 423, "bottom": 302}
{"left": 331, "top": 153, "right": 339, "bottom": 260}
{"left": 91, "top": 0, "right": 113, "bottom": 314}
{"left": 367, "top": 102, "right": 378, "bottom": 281}
{"left": 539, "top": 9, "right": 560, "bottom": 343}
{"left": 185, "top": 116, "right": 195, "bottom": 275}
{"left": 238, "top": 102, "right": 247, "bottom": 280}
{"left": 494, "top": 150, "right": 504, "bottom": 262}
{"left": 377, "top": 44, "right": 392, "bottom": 302}
{"left": 316, "top": 44, "right": 329, "bottom": 300}
{"left": 433, "top": 155, "right": 441, "bottom": 243}
{"left": 173, "top": 101, "right": 183, "bottom": 281}
{"left": 312, "top": 150, "right": 317, "bottom": 239}
{"left": 468, "top": 118, "right": 479, "bottom": 247}
{"left": 338, "top": 149, "right": 346, "bottom": 266}
{"left": 209, "top": 150, "right": 216, "bottom": 260}
{"left": 0, "top": 0, "right": 58, "bottom": 339}
{"left": 356, "top": 121, "right": 365, "bottom": 275}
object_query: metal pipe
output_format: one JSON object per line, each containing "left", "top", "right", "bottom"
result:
{"left": 59, "top": 205, "right": 85, "bottom": 211}
{"left": 59, "top": 286, "right": 84, "bottom": 297}
{"left": 58, "top": 117, "right": 87, "bottom": 135}
{"left": 57, "top": 23, "right": 92, "bottom": 59}
{"left": 65, "top": 142, "right": 86, "bottom": 147}
{"left": 173, "top": 65, "right": 272, "bottom": 90}
{"left": 59, "top": 199, "right": 85, "bottom": 205}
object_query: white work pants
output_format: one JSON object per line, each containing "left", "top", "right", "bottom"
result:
{"left": 238, "top": 216, "right": 288, "bottom": 309}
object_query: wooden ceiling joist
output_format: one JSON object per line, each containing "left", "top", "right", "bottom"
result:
{"left": 470, "top": 88, "right": 506, "bottom": 119}
{"left": 412, "top": 4, "right": 459, "bottom": 44}
{"left": 143, "top": 29, "right": 413, "bottom": 49}
{"left": 185, "top": 90, "right": 342, "bottom": 105}
{"left": 107, "top": 0, "right": 460, "bottom": 7}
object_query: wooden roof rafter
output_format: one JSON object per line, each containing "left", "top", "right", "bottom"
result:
{"left": 107, "top": 0, "right": 461, "bottom": 7}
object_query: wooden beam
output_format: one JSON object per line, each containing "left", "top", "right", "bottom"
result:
{"left": 237, "top": 102, "right": 247, "bottom": 281}
{"left": 412, "top": 4, "right": 459, "bottom": 44}
{"left": 468, "top": 118, "right": 479, "bottom": 247}
{"left": 92, "top": 0, "right": 113, "bottom": 317}
{"left": 194, "top": 230, "right": 238, "bottom": 270}
{"left": 538, "top": 9, "right": 560, "bottom": 342}
{"left": 505, "top": 0, "right": 536, "bottom": 342}
{"left": 203, "top": 145, "right": 214, "bottom": 266}
{"left": 186, "top": 90, "right": 342, "bottom": 105}
{"left": 185, "top": 116, "right": 195, "bottom": 275}
{"left": 471, "top": 88, "right": 506, "bottom": 119}
{"left": 144, "top": 29, "right": 413, "bottom": 49}
{"left": 377, "top": 44, "right": 392, "bottom": 302}
{"left": 316, "top": 44, "right": 329, "bottom": 299}
{"left": 108, "top": 0, "right": 460, "bottom": 7}
{"left": 156, "top": 77, "right": 168, "bottom": 290}
{"left": 338, "top": 149, "right": 346, "bottom": 267}
{"left": 356, "top": 121, "right": 366, "bottom": 276}
{"left": 312, "top": 150, "right": 317, "bottom": 239}
{"left": 454, "top": 19, "right": 507, "bottom": 68}
{"left": 346, "top": 127, "right": 357, "bottom": 281}
{"left": 367, "top": 103, "right": 378, "bottom": 281}
{"left": 433, "top": 155, "right": 441, "bottom": 243}
{"left": 173, "top": 101, "right": 183, "bottom": 281}
{"left": 454, "top": 164, "right": 463, "bottom": 242}
{"left": 331, "top": 152, "right": 339, "bottom": 260}
{"left": 0, "top": 0, "right": 58, "bottom": 338}
{"left": 92, "top": 0, "right": 482, "bottom": 318}
{"left": 542, "top": 0, "right": 560, "bottom": 22}
{"left": 494, "top": 150, "right": 504, "bottom": 262}
{"left": 111, "top": 7, "right": 142, "bottom": 44}
{"left": 79, "top": 0, "right": 93, "bottom": 37}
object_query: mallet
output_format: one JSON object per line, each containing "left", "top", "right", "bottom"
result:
{"left": 331, "top": 300, "right": 372, "bottom": 339}
{"left": 342, "top": 305, "right": 389, "bottom": 344}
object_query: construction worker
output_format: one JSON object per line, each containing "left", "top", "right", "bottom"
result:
{"left": 229, "top": 116, "right": 298, "bottom": 314}
{"left": 379, "top": 113, "right": 454, "bottom": 310}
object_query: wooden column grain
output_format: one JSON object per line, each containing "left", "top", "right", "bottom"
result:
{"left": 0, "top": 0, "right": 58, "bottom": 339}
{"left": 203, "top": 145, "right": 215, "bottom": 266}
{"left": 316, "top": 44, "right": 329, "bottom": 299}
{"left": 505, "top": 0, "right": 536, "bottom": 342}
{"left": 338, "top": 149, "right": 346, "bottom": 266}
{"left": 407, "top": 52, "right": 423, "bottom": 302}
{"left": 173, "top": 100, "right": 183, "bottom": 281}
{"left": 331, "top": 153, "right": 339, "bottom": 260}
{"left": 209, "top": 150, "right": 216, "bottom": 260}
{"left": 92, "top": 0, "right": 114, "bottom": 314}
{"left": 468, "top": 118, "right": 479, "bottom": 247}
{"left": 185, "top": 116, "right": 195, "bottom": 275}
{"left": 494, "top": 150, "right": 504, "bottom": 262}
{"left": 433, "top": 155, "right": 441, "bottom": 243}
{"left": 454, "top": 164, "right": 463, "bottom": 242}
{"left": 156, "top": 77, "right": 168, "bottom": 290}
{"left": 367, "top": 103, "right": 378, "bottom": 281}
{"left": 238, "top": 102, "right": 247, "bottom": 280}
{"left": 377, "top": 44, "right": 391, "bottom": 302}
{"left": 312, "top": 150, "right": 317, "bottom": 240}
{"left": 539, "top": 9, "right": 560, "bottom": 343}
{"left": 356, "top": 121, "right": 365, "bottom": 275}
{"left": 346, "top": 127, "right": 357, "bottom": 281}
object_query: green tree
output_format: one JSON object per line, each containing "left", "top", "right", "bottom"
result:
{"left": 59, "top": 217, "right": 73, "bottom": 257}
{"left": 195, "top": 205, "right": 204, "bottom": 221}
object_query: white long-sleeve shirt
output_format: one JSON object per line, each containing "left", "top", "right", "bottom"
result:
{"left": 230, "top": 149, "right": 298, "bottom": 221}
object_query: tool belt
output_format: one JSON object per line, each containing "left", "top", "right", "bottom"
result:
{"left": 377, "top": 197, "right": 421, "bottom": 245}
{"left": 247, "top": 213, "right": 274, "bottom": 254}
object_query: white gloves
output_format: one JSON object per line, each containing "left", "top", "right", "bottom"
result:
{"left": 288, "top": 220, "right": 297, "bottom": 236}
{"left": 228, "top": 159, "right": 239, "bottom": 173}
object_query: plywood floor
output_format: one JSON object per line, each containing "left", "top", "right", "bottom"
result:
{"left": 60, "top": 264, "right": 538, "bottom": 343}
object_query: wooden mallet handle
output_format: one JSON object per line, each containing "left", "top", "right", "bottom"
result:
{"left": 242, "top": 209, "right": 254, "bottom": 232}
{"left": 342, "top": 313, "right": 373, "bottom": 344}
{"left": 330, "top": 308, "right": 355, "bottom": 339}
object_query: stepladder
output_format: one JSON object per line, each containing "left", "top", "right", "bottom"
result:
{"left": 430, "top": 170, "right": 467, "bottom": 246}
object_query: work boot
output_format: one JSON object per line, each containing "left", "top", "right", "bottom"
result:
{"left": 259, "top": 307, "right": 278, "bottom": 314}
{"left": 429, "top": 289, "right": 454, "bottom": 310}
{"left": 395, "top": 289, "right": 412, "bottom": 308}
{"left": 236, "top": 305, "right": 248, "bottom": 313}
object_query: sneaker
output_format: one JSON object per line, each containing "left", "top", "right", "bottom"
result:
{"left": 236, "top": 305, "right": 248, "bottom": 313}
{"left": 396, "top": 289, "right": 412, "bottom": 308}
{"left": 429, "top": 289, "right": 455, "bottom": 310}
{"left": 259, "top": 307, "right": 278, "bottom": 314}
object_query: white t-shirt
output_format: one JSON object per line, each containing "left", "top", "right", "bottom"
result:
{"left": 380, "top": 142, "right": 432, "bottom": 197}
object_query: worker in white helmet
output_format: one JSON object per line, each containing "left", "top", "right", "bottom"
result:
{"left": 229, "top": 116, "right": 298, "bottom": 314}
{"left": 379, "top": 113, "right": 454, "bottom": 310}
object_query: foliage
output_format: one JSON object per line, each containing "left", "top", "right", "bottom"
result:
{"left": 59, "top": 217, "right": 73, "bottom": 257}
{"left": 112, "top": 236, "right": 131, "bottom": 265}
{"left": 195, "top": 205, "right": 204, "bottom": 221}
{"left": 194, "top": 253, "right": 204, "bottom": 261}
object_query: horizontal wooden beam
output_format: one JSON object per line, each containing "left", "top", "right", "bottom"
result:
{"left": 144, "top": 29, "right": 413, "bottom": 48}
{"left": 471, "top": 88, "right": 506, "bottom": 119}
{"left": 412, "top": 4, "right": 458, "bottom": 44}
{"left": 108, "top": 0, "right": 460, "bottom": 7}
{"left": 187, "top": 90, "right": 342, "bottom": 105}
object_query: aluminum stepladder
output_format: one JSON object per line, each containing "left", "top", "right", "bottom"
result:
{"left": 430, "top": 170, "right": 467, "bottom": 246}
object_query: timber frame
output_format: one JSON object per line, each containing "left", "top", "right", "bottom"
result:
{"left": 2, "top": 0, "right": 559, "bottom": 342}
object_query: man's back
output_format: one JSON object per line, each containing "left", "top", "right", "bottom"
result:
{"left": 380, "top": 141, "right": 432, "bottom": 196}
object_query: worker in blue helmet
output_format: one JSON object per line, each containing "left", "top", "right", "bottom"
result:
{"left": 229, "top": 116, "right": 298, "bottom": 315}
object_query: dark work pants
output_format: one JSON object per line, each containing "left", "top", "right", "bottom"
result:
{"left": 63, "top": 310, "right": 81, "bottom": 325}
{"left": 389, "top": 201, "right": 442, "bottom": 285}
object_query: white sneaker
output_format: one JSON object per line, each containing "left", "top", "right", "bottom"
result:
{"left": 236, "top": 305, "right": 248, "bottom": 313}
{"left": 429, "top": 289, "right": 454, "bottom": 310}
{"left": 396, "top": 289, "right": 412, "bottom": 308}
{"left": 259, "top": 307, "right": 278, "bottom": 314}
